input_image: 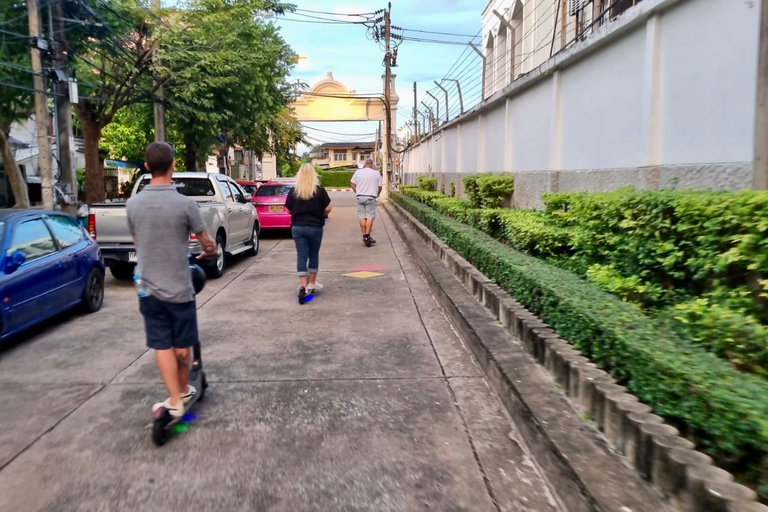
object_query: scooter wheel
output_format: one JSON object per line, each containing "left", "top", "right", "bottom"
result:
{"left": 152, "top": 410, "right": 173, "bottom": 447}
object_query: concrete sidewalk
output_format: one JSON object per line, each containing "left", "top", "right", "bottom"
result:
{"left": 0, "top": 194, "right": 562, "bottom": 511}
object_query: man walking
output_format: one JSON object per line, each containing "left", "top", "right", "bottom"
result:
{"left": 350, "top": 157, "right": 382, "bottom": 247}
{"left": 127, "top": 142, "right": 216, "bottom": 418}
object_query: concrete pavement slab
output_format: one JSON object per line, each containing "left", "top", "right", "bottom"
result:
{"left": 0, "top": 380, "right": 498, "bottom": 512}
{"left": 0, "top": 383, "right": 100, "bottom": 469}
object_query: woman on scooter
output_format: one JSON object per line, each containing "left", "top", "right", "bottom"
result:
{"left": 284, "top": 163, "right": 332, "bottom": 304}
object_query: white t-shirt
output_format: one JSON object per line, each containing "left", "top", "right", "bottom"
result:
{"left": 351, "top": 167, "right": 383, "bottom": 197}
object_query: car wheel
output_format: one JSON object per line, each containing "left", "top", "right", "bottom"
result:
{"left": 82, "top": 268, "right": 104, "bottom": 313}
{"left": 245, "top": 225, "right": 259, "bottom": 256}
{"left": 109, "top": 263, "right": 134, "bottom": 281}
{"left": 204, "top": 235, "right": 225, "bottom": 279}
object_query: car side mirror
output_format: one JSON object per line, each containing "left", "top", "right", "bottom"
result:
{"left": 5, "top": 250, "right": 26, "bottom": 273}
{"left": 243, "top": 193, "right": 251, "bottom": 202}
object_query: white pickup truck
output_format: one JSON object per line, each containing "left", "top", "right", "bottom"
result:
{"left": 88, "top": 172, "right": 260, "bottom": 279}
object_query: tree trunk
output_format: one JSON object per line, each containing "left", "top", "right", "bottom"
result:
{"left": 81, "top": 120, "right": 105, "bottom": 205}
{"left": 0, "top": 126, "right": 30, "bottom": 208}
{"left": 184, "top": 135, "right": 197, "bottom": 171}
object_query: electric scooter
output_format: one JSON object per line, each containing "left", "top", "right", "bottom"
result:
{"left": 151, "top": 261, "right": 208, "bottom": 447}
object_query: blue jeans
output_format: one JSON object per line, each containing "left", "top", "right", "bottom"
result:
{"left": 292, "top": 225, "right": 323, "bottom": 276}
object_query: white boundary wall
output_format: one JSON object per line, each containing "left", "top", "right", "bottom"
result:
{"left": 402, "top": 0, "right": 761, "bottom": 208}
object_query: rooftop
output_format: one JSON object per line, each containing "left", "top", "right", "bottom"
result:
{"left": 318, "top": 142, "right": 376, "bottom": 150}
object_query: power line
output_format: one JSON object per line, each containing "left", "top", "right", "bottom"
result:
{"left": 398, "top": 27, "right": 480, "bottom": 39}
{"left": 293, "top": 8, "right": 379, "bottom": 18}
{"left": 400, "top": 36, "right": 471, "bottom": 46}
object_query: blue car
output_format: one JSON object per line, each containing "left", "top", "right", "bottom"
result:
{"left": 0, "top": 209, "right": 105, "bottom": 341}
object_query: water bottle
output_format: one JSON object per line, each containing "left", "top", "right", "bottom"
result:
{"left": 134, "top": 273, "right": 149, "bottom": 298}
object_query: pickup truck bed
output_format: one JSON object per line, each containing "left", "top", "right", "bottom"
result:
{"left": 89, "top": 172, "right": 260, "bottom": 279}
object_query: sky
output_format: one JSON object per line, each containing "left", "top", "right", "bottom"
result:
{"left": 272, "top": 1, "right": 484, "bottom": 154}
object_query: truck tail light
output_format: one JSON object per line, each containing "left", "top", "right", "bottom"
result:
{"left": 88, "top": 214, "right": 97, "bottom": 240}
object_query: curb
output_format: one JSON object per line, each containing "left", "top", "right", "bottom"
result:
{"left": 326, "top": 188, "right": 353, "bottom": 192}
{"left": 386, "top": 201, "right": 767, "bottom": 512}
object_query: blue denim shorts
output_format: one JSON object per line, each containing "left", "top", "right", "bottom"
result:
{"left": 139, "top": 295, "right": 198, "bottom": 350}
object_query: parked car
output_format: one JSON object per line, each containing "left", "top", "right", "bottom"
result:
{"left": 0, "top": 210, "right": 105, "bottom": 341}
{"left": 252, "top": 180, "right": 295, "bottom": 230}
{"left": 89, "top": 172, "right": 260, "bottom": 280}
{"left": 235, "top": 180, "right": 269, "bottom": 198}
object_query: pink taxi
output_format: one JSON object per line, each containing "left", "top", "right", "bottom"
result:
{"left": 251, "top": 180, "right": 295, "bottom": 230}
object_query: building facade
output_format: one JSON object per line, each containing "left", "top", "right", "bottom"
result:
{"left": 481, "top": 0, "right": 642, "bottom": 98}
{"left": 311, "top": 142, "right": 375, "bottom": 169}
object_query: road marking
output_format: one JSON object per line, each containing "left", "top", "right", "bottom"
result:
{"left": 343, "top": 271, "right": 384, "bottom": 279}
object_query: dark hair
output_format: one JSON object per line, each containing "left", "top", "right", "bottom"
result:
{"left": 145, "top": 142, "right": 175, "bottom": 176}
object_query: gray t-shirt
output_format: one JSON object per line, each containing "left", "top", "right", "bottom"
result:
{"left": 127, "top": 184, "right": 206, "bottom": 303}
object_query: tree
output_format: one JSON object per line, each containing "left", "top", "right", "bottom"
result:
{"left": 100, "top": 103, "right": 153, "bottom": 163}
{"left": 0, "top": 0, "right": 33, "bottom": 207}
{"left": 161, "top": 0, "right": 299, "bottom": 170}
{"left": 64, "top": 0, "right": 161, "bottom": 204}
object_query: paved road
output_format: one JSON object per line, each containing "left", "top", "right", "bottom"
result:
{"left": 0, "top": 192, "right": 562, "bottom": 512}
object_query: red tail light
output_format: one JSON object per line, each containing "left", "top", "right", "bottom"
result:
{"left": 88, "top": 214, "right": 96, "bottom": 240}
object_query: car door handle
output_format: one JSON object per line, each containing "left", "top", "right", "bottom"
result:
{"left": 228, "top": 208, "right": 233, "bottom": 213}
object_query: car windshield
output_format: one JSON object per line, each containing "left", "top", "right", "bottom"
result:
{"left": 136, "top": 177, "right": 216, "bottom": 197}
{"left": 241, "top": 185, "right": 258, "bottom": 195}
{"left": 256, "top": 185, "right": 293, "bottom": 197}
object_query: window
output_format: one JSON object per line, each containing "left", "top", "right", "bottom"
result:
{"left": 334, "top": 151, "right": 347, "bottom": 161}
{"left": 241, "top": 185, "right": 258, "bottom": 195}
{"left": 136, "top": 177, "right": 215, "bottom": 197}
{"left": 47, "top": 215, "right": 84, "bottom": 249}
{"left": 255, "top": 185, "right": 293, "bottom": 197}
{"left": 217, "top": 179, "right": 234, "bottom": 201}
{"left": 321, "top": 151, "right": 329, "bottom": 160}
{"left": 8, "top": 219, "right": 57, "bottom": 262}
{"left": 228, "top": 180, "right": 245, "bottom": 203}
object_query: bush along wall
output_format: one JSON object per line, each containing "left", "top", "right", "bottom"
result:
{"left": 463, "top": 174, "right": 515, "bottom": 208}
{"left": 394, "top": 189, "right": 768, "bottom": 498}
{"left": 319, "top": 170, "right": 356, "bottom": 188}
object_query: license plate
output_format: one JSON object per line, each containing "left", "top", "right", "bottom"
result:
{"left": 269, "top": 205, "right": 283, "bottom": 212}
{"left": 128, "top": 252, "right": 138, "bottom": 263}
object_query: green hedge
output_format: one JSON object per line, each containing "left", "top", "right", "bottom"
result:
{"left": 543, "top": 189, "right": 768, "bottom": 316}
{"left": 417, "top": 176, "right": 438, "bottom": 191}
{"left": 392, "top": 191, "right": 768, "bottom": 497}
{"left": 319, "top": 170, "right": 356, "bottom": 188}
{"left": 463, "top": 174, "right": 515, "bottom": 209}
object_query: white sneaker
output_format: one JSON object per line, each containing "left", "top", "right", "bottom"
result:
{"left": 151, "top": 385, "right": 196, "bottom": 418}
{"left": 152, "top": 398, "right": 185, "bottom": 418}
{"left": 182, "top": 385, "right": 197, "bottom": 404}
{"left": 307, "top": 283, "right": 323, "bottom": 292}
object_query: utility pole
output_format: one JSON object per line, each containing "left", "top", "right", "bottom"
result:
{"left": 382, "top": 2, "right": 392, "bottom": 199}
{"left": 413, "top": 82, "right": 418, "bottom": 140}
{"left": 152, "top": 0, "right": 166, "bottom": 142}
{"left": 51, "top": 0, "right": 76, "bottom": 210}
{"left": 27, "top": 0, "right": 53, "bottom": 210}
{"left": 754, "top": 0, "right": 768, "bottom": 189}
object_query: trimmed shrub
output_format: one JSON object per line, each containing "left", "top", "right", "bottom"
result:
{"left": 320, "top": 170, "right": 356, "bottom": 188}
{"left": 659, "top": 298, "right": 768, "bottom": 378}
{"left": 431, "top": 196, "right": 471, "bottom": 222}
{"left": 392, "top": 191, "right": 768, "bottom": 497}
{"left": 463, "top": 174, "right": 515, "bottom": 209}
{"left": 543, "top": 188, "right": 768, "bottom": 319}
{"left": 496, "top": 209, "right": 574, "bottom": 258}
{"left": 417, "top": 175, "right": 438, "bottom": 191}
